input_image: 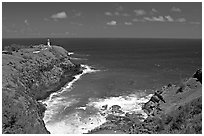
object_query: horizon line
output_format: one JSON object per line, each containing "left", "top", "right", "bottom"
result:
{"left": 2, "top": 37, "right": 202, "bottom": 40}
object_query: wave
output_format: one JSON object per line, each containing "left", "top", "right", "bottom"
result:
{"left": 87, "top": 92, "right": 153, "bottom": 119}
{"left": 41, "top": 64, "right": 153, "bottom": 134}
{"left": 43, "top": 97, "right": 79, "bottom": 124}
{"left": 42, "top": 64, "right": 100, "bottom": 104}
{"left": 45, "top": 111, "right": 106, "bottom": 134}
{"left": 70, "top": 57, "right": 88, "bottom": 60}
{"left": 68, "top": 52, "right": 74, "bottom": 55}
{"left": 44, "top": 92, "right": 153, "bottom": 134}
{"left": 81, "top": 64, "right": 101, "bottom": 74}
{"left": 42, "top": 64, "right": 101, "bottom": 127}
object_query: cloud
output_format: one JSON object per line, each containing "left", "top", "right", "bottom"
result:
{"left": 51, "top": 11, "right": 67, "bottom": 20}
{"left": 124, "top": 22, "right": 133, "bottom": 25}
{"left": 65, "top": 32, "right": 70, "bottom": 35}
{"left": 105, "top": 12, "right": 112, "bottom": 16}
{"left": 24, "top": 19, "right": 29, "bottom": 25}
{"left": 152, "top": 8, "right": 158, "bottom": 13}
{"left": 165, "top": 15, "right": 174, "bottom": 22}
{"left": 171, "top": 7, "right": 181, "bottom": 12}
{"left": 134, "top": 9, "right": 146, "bottom": 16}
{"left": 143, "top": 15, "right": 186, "bottom": 23}
{"left": 105, "top": 11, "right": 130, "bottom": 17}
{"left": 144, "top": 16, "right": 165, "bottom": 22}
{"left": 150, "top": 8, "right": 158, "bottom": 15}
{"left": 107, "top": 20, "right": 117, "bottom": 26}
{"left": 175, "top": 18, "right": 186, "bottom": 22}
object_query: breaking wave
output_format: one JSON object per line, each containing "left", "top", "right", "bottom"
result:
{"left": 41, "top": 61, "right": 153, "bottom": 134}
{"left": 87, "top": 92, "right": 153, "bottom": 119}
{"left": 70, "top": 57, "right": 88, "bottom": 60}
{"left": 68, "top": 52, "right": 74, "bottom": 55}
{"left": 42, "top": 64, "right": 100, "bottom": 130}
{"left": 44, "top": 91, "right": 153, "bottom": 134}
{"left": 43, "top": 64, "right": 100, "bottom": 104}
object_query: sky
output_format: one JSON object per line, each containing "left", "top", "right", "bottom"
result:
{"left": 2, "top": 2, "right": 202, "bottom": 39}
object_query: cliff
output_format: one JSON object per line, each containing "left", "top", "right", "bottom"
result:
{"left": 2, "top": 44, "right": 82, "bottom": 134}
{"left": 88, "top": 69, "right": 202, "bottom": 134}
{"left": 138, "top": 69, "right": 202, "bottom": 134}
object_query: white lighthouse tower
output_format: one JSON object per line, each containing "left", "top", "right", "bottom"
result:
{"left": 47, "top": 39, "right": 51, "bottom": 47}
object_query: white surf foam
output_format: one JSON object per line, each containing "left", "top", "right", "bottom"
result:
{"left": 68, "top": 52, "right": 74, "bottom": 55}
{"left": 76, "top": 106, "right": 87, "bottom": 110}
{"left": 45, "top": 111, "right": 106, "bottom": 134}
{"left": 43, "top": 97, "right": 79, "bottom": 124}
{"left": 87, "top": 93, "right": 153, "bottom": 118}
{"left": 41, "top": 64, "right": 101, "bottom": 130}
{"left": 45, "top": 92, "right": 153, "bottom": 134}
{"left": 42, "top": 64, "right": 100, "bottom": 104}
{"left": 70, "top": 57, "right": 88, "bottom": 60}
{"left": 41, "top": 64, "right": 153, "bottom": 134}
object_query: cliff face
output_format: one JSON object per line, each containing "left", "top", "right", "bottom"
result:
{"left": 2, "top": 45, "right": 82, "bottom": 134}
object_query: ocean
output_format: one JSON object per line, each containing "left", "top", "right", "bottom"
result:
{"left": 2, "top": 38, "right": 202, "bottom": 133}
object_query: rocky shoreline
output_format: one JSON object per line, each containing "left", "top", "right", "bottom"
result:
{"left": 88, "top": 69, "right": 202, "bottom": 134}
{"left": 2, "top": 44, "right": 82, "bottom": 133}
{"left": 2, "top": 43, "right": 202, "bottom": 134}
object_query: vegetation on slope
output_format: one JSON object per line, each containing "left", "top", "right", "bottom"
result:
{"left": 2, "top": 44, "right": 82, "bottom": 133}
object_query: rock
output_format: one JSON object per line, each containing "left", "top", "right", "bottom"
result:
{"left": 102, "top": 105, "right": 108, "bottom": 110}
{"left": 142, "top": 91, "right": 166, "bottom": 116}
{"left": 109, "top": 105, "right": 124, "bottom": 114}
{"left": 110, "top": 105, "right": 121, "bottom": 110}
{"left": 192, "top": 69, "right": 202, "bottom": 83}
{"left": 154, "top": 92, "right": 166, "bottom": 103}
{"left": 125, "top": 113, "right": 143, "bottom": 123}
{"left": 167, "top": 83, "right": 172, "bottom": 87}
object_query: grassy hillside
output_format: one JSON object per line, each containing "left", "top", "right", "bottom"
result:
{"left": 2, "top": 44, "right": 82, "bottom": 133}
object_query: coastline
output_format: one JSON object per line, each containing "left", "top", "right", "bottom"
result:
{"left": 87, "top": 69, "right": 202, "bottom": 134}
{"left": 37, "top": 64, "right": 82, "bottom": 101}
{"left": 2, "top": 44, "right": 83, "bottom": 133}
{"left": 43, "top": 74, "right": 153, "bottom": 134}
{"left": 2, "top": 43, "right": 202, "bottom": 134}
{"left": 42, "top": 64, "right": 101, "bottom": 125}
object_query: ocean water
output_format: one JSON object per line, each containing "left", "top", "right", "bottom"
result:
{"left": 2, "top": 38, "right": 202, "bottom": 133}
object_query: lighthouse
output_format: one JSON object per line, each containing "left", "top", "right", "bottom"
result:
{"left": 47, "top": 39, "right": 51, "bottom": 47}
